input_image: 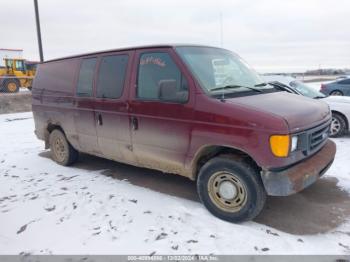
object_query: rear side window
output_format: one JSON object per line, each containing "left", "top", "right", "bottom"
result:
{"left": 137, "top": 52, "right": 188, "bottom": 102}
{"left": 76, "top": 58, "right": 97, "bottom": 97}
{"left": 97, "top": 55, "right": 128, "bottom": 99}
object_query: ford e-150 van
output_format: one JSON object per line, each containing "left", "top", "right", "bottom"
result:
{"left": 32, "top": 45, "right": 336, "bottom": 222}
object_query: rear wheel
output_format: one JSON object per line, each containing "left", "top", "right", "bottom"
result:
{"left": 330, "top": 112, "right": 347, "bottom": 137}
{"left": 330, "top": 90, "right": 343, "bottom": 96}
{"left": 3, "top": 79, "right": 20, "bottom": 93}
{"left": 49, "top": 129, "right": 78, "bottom": 166}
{"left": 197, "top": 155, "right": 266, "bottom": 222}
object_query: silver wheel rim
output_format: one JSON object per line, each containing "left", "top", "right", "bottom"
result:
{"left": 208, "top": 171, "right": 247, "bottom": 212}
{"left": 331, "top": 91, "right": 342, "bottom": 96}
{"left": 7, "top": 82, "right": 17, "bottom": 92}
{"left": 331, "top": 117, "right": 341, "bottom": 135}
{"left": 219, "top": 181, "right": 238, "bottom": 200}
{"left": 53, "top": 136, "right": 66, "bottom": 162}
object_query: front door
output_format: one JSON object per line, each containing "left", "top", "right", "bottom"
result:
{"left": 128, "top": 48, "right": 195, "bottom": 174}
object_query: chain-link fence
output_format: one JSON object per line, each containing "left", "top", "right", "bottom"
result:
{"left": 0, "top": 87, "right": 32, "bottom": 114}
{"left": 0, "top": 76, "right": 33, "bottom": 94}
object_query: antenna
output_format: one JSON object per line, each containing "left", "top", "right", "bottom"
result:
{"left": 220, "top": 12, "right": 223, "bottom": 47}
{"left": 217, "top": 11, "right": 225, "bottom": 102}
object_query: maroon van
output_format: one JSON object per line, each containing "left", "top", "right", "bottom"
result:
{"left": 32, "top": 45, "right": 336, "bottom": 222}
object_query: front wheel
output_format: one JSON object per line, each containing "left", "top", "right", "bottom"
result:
{"left": 197, "top": 155, "right": 266, "bottom": 222}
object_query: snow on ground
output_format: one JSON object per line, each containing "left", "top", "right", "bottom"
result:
{"left": 0, "top": 112, "right": 349, "bottom": 255}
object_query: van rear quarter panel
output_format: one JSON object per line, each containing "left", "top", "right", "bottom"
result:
{"left": 32, "top": 58, "right": 80, "bottom": 149}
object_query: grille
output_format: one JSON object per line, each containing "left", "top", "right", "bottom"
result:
{"left": 310, "top": 125, "right": 329, "bottom": 150}
{"left": 303, "top": 121, "right": 330, "bottom": 156}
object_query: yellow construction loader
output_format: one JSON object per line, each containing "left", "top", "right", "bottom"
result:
{"left": 0, "top": 58, "right": 37, "bottom": 93}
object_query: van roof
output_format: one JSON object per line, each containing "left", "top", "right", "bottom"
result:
{"left": 43, "top": 44, "right": 226, "bottom": 63}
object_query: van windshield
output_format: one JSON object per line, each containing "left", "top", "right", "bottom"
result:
{"left": 176, "top": 46, "right": 273, "bottom": 96}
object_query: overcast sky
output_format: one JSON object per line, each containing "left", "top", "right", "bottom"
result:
{"left": 1, "top": 0, "right": 349, "bottom": 73}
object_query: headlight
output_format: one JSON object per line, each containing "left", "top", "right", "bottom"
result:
{"left": 291, "top": 136, "right": 298, "bottom": 152}
{"left": 270, "top": 135, "right": 290, "bottom": 157}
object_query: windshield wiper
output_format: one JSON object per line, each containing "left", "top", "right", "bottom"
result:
{"left": 210, "top": 84, "right": 262, "bottom": 93}
{"left": 266, "top": 81, "right": 285, "bottom": 87}
{"left": 254, "top": 82, "right": 267, "bottom": 87}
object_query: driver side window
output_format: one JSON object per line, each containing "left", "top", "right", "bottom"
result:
{"left": 137, "top": 52, "right": 188, "bottom": 103}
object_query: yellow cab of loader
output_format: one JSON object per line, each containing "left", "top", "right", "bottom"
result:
{"left": 0, "top": 58, "right": 37, "bottom": 93}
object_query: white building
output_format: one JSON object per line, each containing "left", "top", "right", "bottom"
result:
{"left": 0, "top": 48, "right": 23, "bottom": 67}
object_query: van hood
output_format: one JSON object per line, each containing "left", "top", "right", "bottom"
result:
{"left": 225, "top": 92, "right": 330, "bottom": 133}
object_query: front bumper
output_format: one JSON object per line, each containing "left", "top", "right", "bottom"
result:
{"left": 261, "top": 139, "right": 336, "bottom": 196}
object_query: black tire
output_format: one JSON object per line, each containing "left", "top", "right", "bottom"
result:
{"left": 330, "top": 90, "right": 343, "bottom": 96}
{"left": 3, "top": 79, "right": 20, "bottom": 93}
{"left": 197, "top": 155, "right": 266, "bottom": 222}
{"left": 49, "top": 129, "right": 79, "bottom": 166}
{"left": 330, "top": 112, "right": 347, "bottom": 138}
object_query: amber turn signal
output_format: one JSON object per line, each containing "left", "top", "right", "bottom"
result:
{"left": 270, "top": 135, "right": 290, "bottom": 157}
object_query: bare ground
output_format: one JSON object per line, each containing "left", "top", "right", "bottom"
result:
{"left": 0, "top": 92, "right": 32, "bottom": 114}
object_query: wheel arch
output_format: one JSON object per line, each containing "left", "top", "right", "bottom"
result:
{"left": 190, "top": 145, "right": 260, "bottom": 181}
{"left": 47, "top": 123, "right": 79, "bottom": 166}
{"left": 44, "top": 122, "right": 65, "bottom": 148}
{"left": 330, "top": 89, "right": 344, "bottom": 95}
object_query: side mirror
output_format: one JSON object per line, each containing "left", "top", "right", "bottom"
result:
{"left": 158, "top": 79, "right": 188, "bottom": 103}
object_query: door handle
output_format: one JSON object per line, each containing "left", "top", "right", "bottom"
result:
{"left": 131, "top": 117, "right": 138, "bottom": 131}
{"left": 97, "top": 113, "right": 103, "bottom": 126}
